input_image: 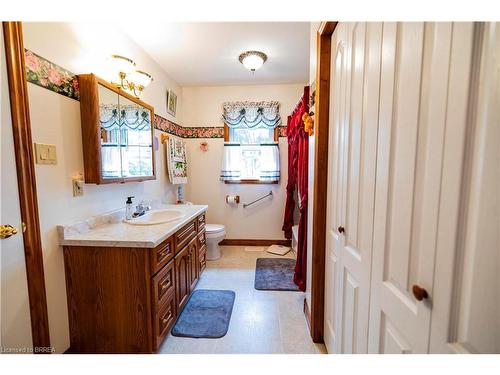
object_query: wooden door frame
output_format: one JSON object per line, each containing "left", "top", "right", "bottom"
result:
{"left": 309, "top": 21, "right": 337, "bottom": 343}
{"left": 3, "top": 21, "right": 51, "bottom": 349}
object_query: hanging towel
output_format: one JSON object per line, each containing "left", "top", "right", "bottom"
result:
{"left": 166, "top": 137, "right": 188, "bottom": 184}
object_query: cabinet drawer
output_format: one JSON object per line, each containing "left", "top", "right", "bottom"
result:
{"left": 199, "top": 245, "right": 207, "bottom": 274}
{"left": 154, "top": 292, "right": 176, "bottom": 350}
{"left": 197, "top": 213, "right": 206, "bottom": 232}
{"left": 151, "top": 236, "right": 174, "bottom": 274}
{"left": 198, "top": 230, "right": 206, "bottom": 247}
{"left": 175, "top": 220, "right": 197, "bottom": 251}
{"left": 152, "top": 259, "right": 175, "bottom": 307}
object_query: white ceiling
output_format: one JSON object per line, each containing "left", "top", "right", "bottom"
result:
{"left": 121, "top": 22, "right": 310, "bottom": 87}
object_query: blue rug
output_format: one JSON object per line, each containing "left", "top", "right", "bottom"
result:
{"left": 254, "top": 258, "right": 300, "bottom": 291}
{"left": 171, "top": 289, "right": 235, "bottom": 338}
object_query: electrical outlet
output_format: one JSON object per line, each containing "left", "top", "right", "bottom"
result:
{"left": 72, "top": 178, "right": 84, "bottom": 197}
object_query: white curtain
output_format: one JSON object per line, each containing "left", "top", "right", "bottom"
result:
{"left": 258, "top": 144, "right": 280, "bottom": 181}
{"left": 220, "top": 144, "right": 242, "bottom": 181}
{"left": 220, "top": 143, "right": 280, "bottom": 182}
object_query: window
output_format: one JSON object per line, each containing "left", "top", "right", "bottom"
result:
{"left": 220, "top": 101, "right": 281, "bottom": 184}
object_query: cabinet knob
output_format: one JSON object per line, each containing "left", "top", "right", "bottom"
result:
{"left": 338, "top": 226, "right": 345, "bottom": 234}
{"left": 412, "top": 285, "right": 429, "bottom": 301}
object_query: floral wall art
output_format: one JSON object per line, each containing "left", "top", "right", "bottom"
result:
{"left": 25, "top": 50, "right": 80, "bottom": 100}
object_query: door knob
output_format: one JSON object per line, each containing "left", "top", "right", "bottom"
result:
{"left": 338, "top": 226, "right": 345, "bottom": 234}
{"left": 412, "top": 285, "right": 429, "bottom": 301}
{"left": 0, "top": 224, "right": 18, "bottom": 239}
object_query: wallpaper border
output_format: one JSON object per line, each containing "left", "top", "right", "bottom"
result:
{"left": 23, "top": 49, "right": 286, "bottom": 138}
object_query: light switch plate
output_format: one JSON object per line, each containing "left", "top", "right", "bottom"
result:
{"left": 34, "top": 143, "right": 57, "bottom": 165}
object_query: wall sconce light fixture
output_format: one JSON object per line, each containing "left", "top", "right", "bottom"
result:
{"left": 111, "top": 54, "right": 153, "bottom": 98}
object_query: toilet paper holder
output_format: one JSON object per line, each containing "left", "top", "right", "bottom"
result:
{"left": 225, "top": 195, "right": 240, "bottom": 204}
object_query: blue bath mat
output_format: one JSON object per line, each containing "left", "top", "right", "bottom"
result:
{"left": 171, "top": 289, "right": 235, "bottom": 338}
{"left": 254, "top": 258, "right": 300, "bottom": 291}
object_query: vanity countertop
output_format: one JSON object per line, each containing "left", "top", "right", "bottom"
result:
{"left": 58, "top": 204, "right": 208, "bottom": 248}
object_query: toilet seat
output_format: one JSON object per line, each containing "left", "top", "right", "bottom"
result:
{"left": 206, "top": 224, "right": 225, "bottom": 234}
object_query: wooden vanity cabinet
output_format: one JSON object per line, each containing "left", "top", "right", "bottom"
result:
{"left": 63, "top": 213, "right": 207, "bottom": 353}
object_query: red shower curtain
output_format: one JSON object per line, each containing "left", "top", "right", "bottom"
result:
{"left": 282, "top": 86, "right": 309, "bottom": 291}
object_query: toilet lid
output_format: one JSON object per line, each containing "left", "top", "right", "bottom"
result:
{"left": 206, "top": 224, "right": 225, "bottom": 233}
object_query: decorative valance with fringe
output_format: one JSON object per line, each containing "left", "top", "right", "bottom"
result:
{"left": 99, "top": 104, "right": 151, "bottom": 131}
{"left": 222, "top": 101, "right": 282, "bottom": 128}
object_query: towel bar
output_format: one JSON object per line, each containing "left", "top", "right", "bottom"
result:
{"left": 243, "top": 191, "right": 273, "bottom": 208}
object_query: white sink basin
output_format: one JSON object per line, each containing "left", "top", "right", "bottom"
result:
{"left": 124, "top": 209, "right": 185, "bottom": 225}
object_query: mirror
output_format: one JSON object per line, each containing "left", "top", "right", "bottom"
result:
{"left": 98, "top": 83, "right": 154, "bottom": 180}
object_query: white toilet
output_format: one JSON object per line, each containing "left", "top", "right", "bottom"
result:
{"left": 205, "top": 224, "right": 226, "bottom": 260}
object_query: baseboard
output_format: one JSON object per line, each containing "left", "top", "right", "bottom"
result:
{"left": 304, "top": 297, "right": 312, "bottom": 332}
{"left": 63, "top": 346, "right": 73, "bottom": 354}
{"left": 220, "top": 239, "right": 291, "bottom": 247}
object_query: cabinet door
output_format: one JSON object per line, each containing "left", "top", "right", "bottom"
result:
{"left": 188, "top": 238, "right": 199, "bottom": 291}
{"left": 118, "top": 94, "right": 154, "bottom": 179}
{"left": 98, "top": 83, "right": 122, "bottom": 179}
{"left": 175, "top": 244, "right": 190, "bottom": 311}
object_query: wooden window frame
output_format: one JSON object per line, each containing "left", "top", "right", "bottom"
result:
{"left": 223, "top": 123, "right": 280, "bottom": 185}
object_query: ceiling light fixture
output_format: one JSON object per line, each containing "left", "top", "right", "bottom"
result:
{"left": 111, "top": 55, "right": 153, "bottom": 98}
{"left": 238, "top": 51, "right": 267, "bottom": 72}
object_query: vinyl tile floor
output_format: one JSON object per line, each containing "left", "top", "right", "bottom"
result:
{"left": 158, "top": 246, "right": 327, "bottom": 354}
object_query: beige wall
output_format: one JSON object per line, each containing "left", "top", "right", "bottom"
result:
{"left": 23, "top": 22, "right": 183, "bottom": 352}
{"left": 182, "top": 84, "right": 305, "bottom": 239}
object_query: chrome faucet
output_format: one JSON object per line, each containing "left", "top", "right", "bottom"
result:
{"left": 133, "top": 201, "right": 151, "bottom": 218}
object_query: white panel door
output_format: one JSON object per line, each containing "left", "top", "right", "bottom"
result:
{"left": 367, "top": 22, "right": 475, "bottom": 353}
{"left": 430, "top": 22, "right": 499, "bottom": 354}
{"left": 324, "top": 22, "right": 382, "bottom": 354}
{"left": 1, "top": 27, "right": 33, "bottom": 350}
{"left": 324, "top": 23, "right": 348, "bottom": 354}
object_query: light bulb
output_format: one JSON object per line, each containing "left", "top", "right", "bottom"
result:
{"left": 242, "top": 55, "right": 264, "bottom": 71}
{"left": 239, "top": 51, "right": 267, "bottom": 72}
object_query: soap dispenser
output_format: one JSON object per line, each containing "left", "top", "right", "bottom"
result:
{"left": 126, "top": 196, "right": 134, "bottom": 220}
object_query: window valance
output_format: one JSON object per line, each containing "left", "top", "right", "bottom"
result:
{"left": 222, "top": 101, "right": 282, "bottom": 129}
{"left": 99, "top": 104, "right": 151, "bottom": 131}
